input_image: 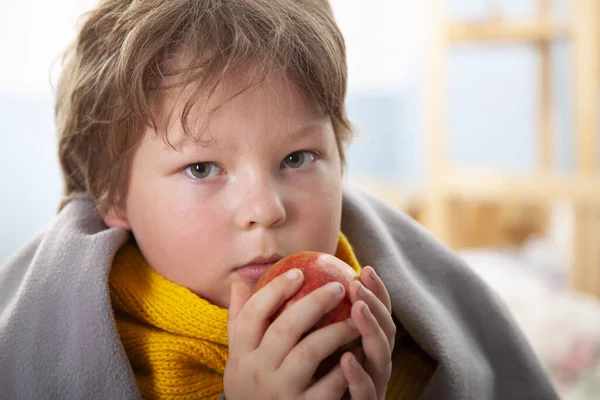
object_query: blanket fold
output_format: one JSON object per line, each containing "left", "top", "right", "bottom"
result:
{"left": 0, "top": 184, "right": 558, "bottom": 399}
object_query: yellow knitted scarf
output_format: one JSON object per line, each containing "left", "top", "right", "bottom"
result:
{"left": 109, "top": 234, "right": 361, "bottom": 400}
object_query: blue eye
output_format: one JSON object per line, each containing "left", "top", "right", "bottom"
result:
{"left": 184, "top": 162, "right": 222, "bottom": 180}
{"left": 282, "top": 151, "right": 316, "bottom": 169}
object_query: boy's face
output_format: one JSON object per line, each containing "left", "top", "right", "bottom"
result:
{"left": 104, "top": 70, "right": 343, "bottom": 308}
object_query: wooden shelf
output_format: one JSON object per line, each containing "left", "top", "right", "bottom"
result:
{"left": 438, "top": 169, "right": 600, "bottom": 206}
{"left": 423, "top": 0, "right": 600, "bottom": 298}
{"left": 447, "top": 21, "right": 570, "bottom": 43}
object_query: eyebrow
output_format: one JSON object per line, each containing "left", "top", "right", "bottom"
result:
{"left": 288, "top": 122, "right": 328, "bottom": 140}
{"left": 169, "top": 133, "right": 217, "bottom": 152}
{"left": 171, "top": 120, "right": 328, "bottom": 152}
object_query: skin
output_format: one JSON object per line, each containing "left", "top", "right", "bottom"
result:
{"left": 103, "top": 68, "right": 395, "bottom": 399}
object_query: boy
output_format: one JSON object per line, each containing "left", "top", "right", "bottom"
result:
{"left": 0, "top": 0, "right": 558, "bottom": 399}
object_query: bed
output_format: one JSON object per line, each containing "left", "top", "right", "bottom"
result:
{"left": 357, "top": 183, "right": 600, "bottom": 398}
{"left": 460, "top": 239, "right": 600, "bottom": 399}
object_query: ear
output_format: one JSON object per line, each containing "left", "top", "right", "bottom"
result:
{"left": 102, "top": 208, "right": 131, "bottom": 231}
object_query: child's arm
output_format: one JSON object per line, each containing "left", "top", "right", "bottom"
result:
{"left": 225, "top": 270, "right": 359, "bottom": 399}
{"left": 341, "top": 266, "right": 395, "bottom": 400}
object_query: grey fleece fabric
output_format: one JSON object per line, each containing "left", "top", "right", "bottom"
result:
{"left": 0, "top": 184, "right": 558, "bottom": 399}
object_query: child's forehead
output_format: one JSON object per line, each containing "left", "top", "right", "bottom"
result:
{"left": 159, "top": 62, "right": 293, "bottom": 101}
{"left": 152, "top": 69, "right": 329, "bottom": 150}
{"left": 164, "top": 118, "right": 331, "bottom": 153}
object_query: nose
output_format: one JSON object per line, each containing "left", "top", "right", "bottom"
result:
{"left": 234, "top": 175, "right": 287, "bottom": 230}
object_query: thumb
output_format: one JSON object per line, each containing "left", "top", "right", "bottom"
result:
{"left": 228, "top": 280, "right": 253, "bottom": 337}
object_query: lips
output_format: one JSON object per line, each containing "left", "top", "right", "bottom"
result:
{"left": 235, "top": 262, "right": 276, "bottom": 281}
{"left": 235, "top": 255, "right": 283, "bottom": 281}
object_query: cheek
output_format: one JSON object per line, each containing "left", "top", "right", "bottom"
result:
{"left": 292, "top": 173, "right": 343, "bottom": 253}
{"left": 126, "top": 177, "right": 229, "bottom": 252}
{"left": 137, "top": 195, "right": 227, "bottom": 241}
{"left": 126, "top": 185, "right": 233, "bottom": 289}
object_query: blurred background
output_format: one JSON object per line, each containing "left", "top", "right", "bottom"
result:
{"left": 1, "top": 0, "right": 599, "bottom": 397}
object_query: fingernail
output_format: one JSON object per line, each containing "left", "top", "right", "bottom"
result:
{"left": 357, "top": 283, "right": 366, "bottom": 298}
{"left": 327, "top": 282, "right": 344, "bottom": 294}
{"left": 361, "top": 302, "right": 373, "bottom": 318}
{"left": 286, "top": 269, "right": 300, "bottom": 280}
{"left": 368, "top": 267, "right": 378, "bottom": 281}
{"left": 346, "top": 318, "right": 357, "bottom": 331}
{"left": 349, "top": 354, "right": 359, "bottom": 367}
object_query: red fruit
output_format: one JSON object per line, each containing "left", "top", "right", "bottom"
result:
{"left": 252, "top": 251, "right": 359, "bottom": 334}
{"left": 252, "top": 251, "right": 362, "bottom": 379}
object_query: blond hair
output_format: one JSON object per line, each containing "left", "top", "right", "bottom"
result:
{"left": 56, "top": 0, "right": 352, "bottom": 214}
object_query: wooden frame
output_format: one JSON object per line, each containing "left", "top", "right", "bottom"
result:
{"left": 421, "top": 0, "right": 600, "bottom": 297}
{"left": 571, "top": 0, "right": 600, "bottom": 297}
{"left": 447, "top": 20, "right": 570, "bottom": 43}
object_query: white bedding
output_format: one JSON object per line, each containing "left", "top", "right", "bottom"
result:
{"left": 459, "top": 242, "right": 600, "bottom": 400}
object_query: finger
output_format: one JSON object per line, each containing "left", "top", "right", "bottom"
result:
{"left": 360, "top": 266, "right": 391, "bottom": 313}
{"left": 348, "top": 280, "right": 396, "bottom": 351}
{"left": 280, "top": 317, "right": 360, "bottom": 385}
{"left": 351, "top": 345, "right": 366, "bottom": 367}
{"left": 228, "top": 280, "right": 253, "bottom": 337}
{"left": 233, "top": 269, "right": 304, "bottom": 353}
{"left": 304, "top": 361, "right": 348, "bottom": 400}
{"left": 352, "top": 301, "right": 392, "bottom": 388}
{"left": 260, "top": 281, "right": 347, "bottom": 369}
{"left": 340, "top": 352, "right": 377, "bottom": 400}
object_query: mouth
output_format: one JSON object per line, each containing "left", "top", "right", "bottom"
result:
{"left": 234, "top": 262, "right": 276, "bottom": 281}
{"left": 234, "top": 255, "right": 283, "bottom": 281}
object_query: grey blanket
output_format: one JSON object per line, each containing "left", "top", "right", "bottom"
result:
{"left": 0, "top": 184, "right": 558, "bottom": 399}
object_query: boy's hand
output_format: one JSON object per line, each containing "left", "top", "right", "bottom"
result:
{"left": 224, "top": 269, "right": 361, "bottom": 400}
{"left": 342, "top": 266, "right": 395, "bottom": 400}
